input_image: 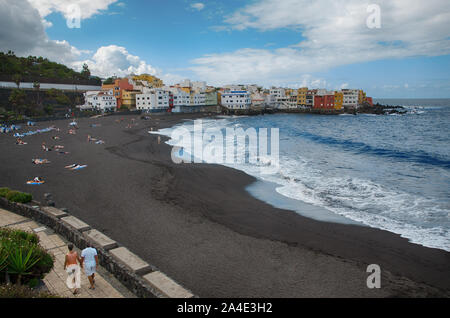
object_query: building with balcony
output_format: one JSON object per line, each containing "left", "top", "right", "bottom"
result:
{"left": 136, "top": 88, "right": 170, "bottom": 112}
{"left": 220, "top": 90, "right": 251, "bottom": 110}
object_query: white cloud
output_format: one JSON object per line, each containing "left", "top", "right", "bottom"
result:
{"left": 190, "top": 3, "right": 205, "bottom": 11}
{"left": 193, "top": 0, "right": 450, "bottom": 86}
{"left": 72, "top": 45, "right": 159, "bottom": 78}
{"left": 27, "top": 0, "right": 118, "bottom": 20}
{"left": 0, "top": 0, "right": 83, "bottom": 63}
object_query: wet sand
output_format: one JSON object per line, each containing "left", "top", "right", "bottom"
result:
{"left": 0, "top": 113, "right": 449, "bottom": 297}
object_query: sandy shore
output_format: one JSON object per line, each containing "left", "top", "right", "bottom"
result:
{"left": 1, "top": 113, "right": 449, "bottom": 297}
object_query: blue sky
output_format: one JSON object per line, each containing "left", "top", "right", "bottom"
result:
{"left": 4, "top": 0, "right": 450, "bottom": 98}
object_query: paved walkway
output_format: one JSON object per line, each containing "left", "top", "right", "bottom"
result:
{"left": 0, "top": 208, "right": 135, "bottom": 298}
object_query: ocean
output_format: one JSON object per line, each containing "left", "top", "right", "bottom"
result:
{"left": 155, "top": 99, "right": 450, "bottom": 252}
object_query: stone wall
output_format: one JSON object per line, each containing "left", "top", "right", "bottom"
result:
{"left": 0, "top": 197, "right": 192, "bottom": 298}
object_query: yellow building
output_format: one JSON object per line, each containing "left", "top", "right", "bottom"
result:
{"left": 334, "top": 91, "right": 344, "bottom": 110}
{"left": 285, "top": 88, "right": 294, "bottom": 96}
{"left": 121, "top": 90, "right": 139, "bottom": 109}
{"left": 180, "top": 87, "right": 191, "bottom": 94}
{"left": 132, "top": 74, "right": 163, "bottom": 88}
{"left": 358, "top": 90, "right": 366, "bottom": 105}
{"left": 297, "top": 87, "right": 308, "bottom": 106}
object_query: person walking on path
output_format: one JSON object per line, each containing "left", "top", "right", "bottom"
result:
{"left": 64, "top": 244, "right": 82, "bottom": 295}
{"left": 81, "top": 244, "right": 99, "bottom": 290}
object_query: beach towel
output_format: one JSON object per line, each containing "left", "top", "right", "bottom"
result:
{"left": 27, "top": 181, "right": 45, "bottom": 185}
{"left": 71, "top": 165, "right": 87, "bottom": 171}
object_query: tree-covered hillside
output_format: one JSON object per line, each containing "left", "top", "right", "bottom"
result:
{"left": 0, "top": 51, "right": 101, "bottom": 85}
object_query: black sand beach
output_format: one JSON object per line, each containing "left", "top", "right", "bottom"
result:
{"left": 1, "top": 113, "right": 449, "bottom": 297}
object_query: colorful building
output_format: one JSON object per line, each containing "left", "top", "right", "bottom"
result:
{"left": 358, "top": 90, "right": 366, "bottom": 105}
{"left": 132, "top": 74, "right": 163, "bottom": 88}
{"left": 205, "top": 91, "right": 218, "bottom": 106}
{"left": 314, "top": 94, "right": 335, "bottom": 109}
{"left": 121, "top": 90, "right": 139, "bottom": 109}
{"left": 297, "top": 87, "right": 308, "bottom": 106}
{"left": 102, "top": 78, "right": 133, "bottom": 109}
{"left": 334, "top": 91, "right": 343, "bottom": 110}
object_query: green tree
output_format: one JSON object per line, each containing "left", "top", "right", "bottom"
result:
{"left": 12, "top": 74, "right": 21, "bottom": 88}
{"left": 9, "top": 89, "right": 26, "bottom": 114}
{"left": 103, "top": 77, "right": 115, "bottom": 85}
{"left": 81, "top": 63, "right": 91, "bottom": 79}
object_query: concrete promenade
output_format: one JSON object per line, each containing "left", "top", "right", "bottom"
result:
{"left": 0, "top": 208, "right": 134, "bottom": 298}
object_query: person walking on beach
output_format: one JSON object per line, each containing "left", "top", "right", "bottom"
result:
{"left": 81, "top": 244, "right": 98, "bottom": 290}
{"left": 64, "top": 244, "right": 82, "bottom": 295}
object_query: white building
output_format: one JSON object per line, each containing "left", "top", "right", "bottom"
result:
{"left": 190, "top": 92, "right": 206, "bottom": 106}
{"left": 136, "top": 88, "right": 170, "bottom": 112}
{"left": 81, "top": 89, "right": 116, "bottom": 111}
{"left": 221, "top": 91, "right": 251, "bottom": 110}
{"left": 269, "top": 88, "right": 286, "bottom": 98}
{"left": 169, "top": 88, "right": 191, "bottom": 107}
{"left": 342, "top": 89, "right": 359, "bottom": 108}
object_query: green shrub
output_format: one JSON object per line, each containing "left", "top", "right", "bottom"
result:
{"left": 5, "top": 191, "right": 32, "bottom": 203}
{"left": 0, "top": 228, "right": 53, "bottom": 286}
{"left": 0, "top": 188, "right": 10, "bottom": 198}
{"left": 0, "top": 284, "right": 58, "bottom": 298}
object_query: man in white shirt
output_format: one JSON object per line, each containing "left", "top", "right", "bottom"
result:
{"left": 81, "top": 244, "right": 99, "bottom": 290}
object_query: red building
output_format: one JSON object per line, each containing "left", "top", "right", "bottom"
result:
{"left": 366, "top": 97, "right": 373, "bottom": 106}
{"left": 314, "top": 95, "right": 335, "bottom": 109}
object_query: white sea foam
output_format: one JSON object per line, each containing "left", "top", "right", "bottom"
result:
{"left": 155, "top": 118, "right": 450, "bottom": 252}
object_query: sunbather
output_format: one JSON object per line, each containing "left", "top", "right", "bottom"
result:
{"left": 32, "top": 159, "right": 50, "bottom": 165}
{"left": 42, "top": 143, "right": 51, "bottom": 152}
{"left": 16, "top": 138, "right": 27, "bottom": 145}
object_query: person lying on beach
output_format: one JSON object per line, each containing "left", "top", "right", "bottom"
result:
{"left": 32, "top": 159, "right": 50, "bottom": 165}
{"left": 52, "top": 136, "right": 60, "bottom": 140}
{"left": 42, "top": 143, "right": 52, "bottom": 152}
{"left": 53, "top": 145, "right": 65, "bottom": 150}
{"left": 16, "top": 138, "right": 27, "bottom": 145}
{"left": 33, "top": 177, "right": 43, "bottom": 182}
{"left": 87, "top": 135, "right": 98, "bottom": 142}
{"left": 57, "top": 151, "right": 70, "bottom": 155}
{"left": 95, "top": 140, "right": 105, "bottom": 145}
{"left": 68, "top": 129, "right": 76, "bottom": 135}
{"left": 65, "top": 164, "right": 87, "bottom": 170}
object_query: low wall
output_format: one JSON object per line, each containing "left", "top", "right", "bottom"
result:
{"left": 0, "top": 197, "right": 191, "bottom": 298}
{"left": 0, "top": 81, "right": 101, "bottom": 92}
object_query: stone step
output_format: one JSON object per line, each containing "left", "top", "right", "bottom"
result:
{"left": 41, "top": 206, "right": 68, "bottom": 219}
{"left": 61, "top": 216, "right": 90, "bottom": 232}
{"left": 143, "top": 271, "right": 194, "bottom": 298}
{"left": 84, "top": 229, "right": 117, "bottom": 251}
{"left": 109, "top": 247, "right": 152, "bottom": 275}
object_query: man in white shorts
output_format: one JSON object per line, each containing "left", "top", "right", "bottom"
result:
{"left": 81, "top": 244, "right": 99, "bottom": 290}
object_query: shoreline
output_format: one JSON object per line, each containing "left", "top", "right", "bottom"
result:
{"left": 0, "top": 113, "right": 449, "bottom": 297}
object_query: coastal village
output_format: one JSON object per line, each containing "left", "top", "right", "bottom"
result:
{"left": 79, "top": 74, "right": 374, "bottom": 114}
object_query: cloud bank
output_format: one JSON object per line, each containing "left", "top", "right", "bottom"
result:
{"left": 191, "top": 0, "right": 450, "bottom": 86}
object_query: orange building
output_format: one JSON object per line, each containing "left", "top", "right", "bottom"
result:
{"left": 102, "top": 78, "right": 133, "bottom": 109}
